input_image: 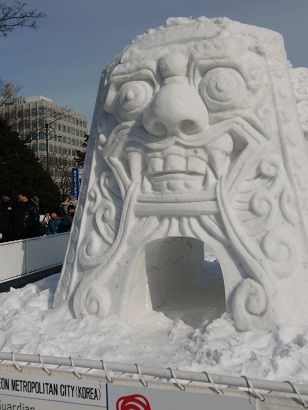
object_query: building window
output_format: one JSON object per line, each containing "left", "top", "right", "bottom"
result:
{"left": 39, "top": 143, "right": 45, "bottom": 151}
{"left": 39, "top": 131, "right": 45, "bottom": 140}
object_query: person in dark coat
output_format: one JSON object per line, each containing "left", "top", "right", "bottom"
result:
{"left": 58, "top": 204, "right": 75, "bottom": 233}
{"left": 0, "top": 189, "right": 16, "bottom": 242}
{"left": 12, "top": 189, "right": 40, "bottom": 240}
{"left": 59, "top": 194, "right": 70, "bottom": 216}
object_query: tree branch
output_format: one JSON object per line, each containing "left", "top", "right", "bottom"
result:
{"left": 0, "top": 1, "right": 46, "bottom": 37}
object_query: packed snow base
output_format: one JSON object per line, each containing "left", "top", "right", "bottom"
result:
{"left": 1, "top": 253, "right": 307, "bottom": 385}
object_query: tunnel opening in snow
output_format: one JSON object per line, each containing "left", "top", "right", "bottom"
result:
{"left": 144, "top": 237, "right": 226, "bottom": 328}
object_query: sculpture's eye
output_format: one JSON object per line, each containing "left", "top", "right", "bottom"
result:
{"left": 116, "top": 81, "right": 153, "bottom": 121}
{"left": 200, "top": 67, "right": 246, "bottom": 110}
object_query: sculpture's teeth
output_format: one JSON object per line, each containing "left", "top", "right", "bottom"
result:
{"left": 127, "top": 151, "right": 145, "bottom": 182}
{"left": 147, "top": 149, "right": 208, "bottom": 177}
{"left": 187, "top": 157, "right": 207, "bottom": 174}
{"left": 144, "top": 146, "right": 208, "bottom": 193}
{"left": 164, "top": 154, "right": 186, "bottom": 172}
{"left": 147, "top": 156, "right": 164, "bottom": 174}
{"left": 167, "top": 180, "right": 188, "bottom": 191}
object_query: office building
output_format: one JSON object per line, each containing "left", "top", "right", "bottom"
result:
{"left": 1, "top": 95, "right": 88, "bottom": 179}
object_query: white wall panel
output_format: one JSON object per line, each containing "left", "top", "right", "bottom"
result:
{"left": 0, "top": 233, "right": 69, "bottom": 283}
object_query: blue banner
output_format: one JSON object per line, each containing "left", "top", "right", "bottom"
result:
{"left": 72, "top": 168, "right": 79, "bottom": 199}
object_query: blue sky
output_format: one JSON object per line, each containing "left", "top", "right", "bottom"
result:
{"left": 1, "top": 0, "right": 308, "bottom": 128}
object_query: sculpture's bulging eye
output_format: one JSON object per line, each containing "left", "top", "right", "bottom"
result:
{"left": 200, "top": 67, "right": 247, "bottom": 110}
{"left": 116, "top": 81, "right": 153, "bottom": 121}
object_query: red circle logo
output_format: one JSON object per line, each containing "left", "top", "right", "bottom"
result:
{"left": 116, "top": 394, "right": 151, "bottom": 410}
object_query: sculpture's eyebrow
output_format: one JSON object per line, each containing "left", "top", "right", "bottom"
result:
{"left": 191, "top": 58, "right": 257, "bottom": 91}
{"left": 110, "top": 69, "right": 158, "bottom": 90}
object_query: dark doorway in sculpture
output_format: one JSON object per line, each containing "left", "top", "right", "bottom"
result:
{"left": 145, "top": 237, "right": 226, "bottom": 328}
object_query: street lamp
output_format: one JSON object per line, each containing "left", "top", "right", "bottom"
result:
{"left": 45, "top": 123, "right": 49, "bottom": 172}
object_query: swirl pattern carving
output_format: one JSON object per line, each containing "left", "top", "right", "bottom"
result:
{"left": 232, "top": 279, "right": 268, "bottom": 331}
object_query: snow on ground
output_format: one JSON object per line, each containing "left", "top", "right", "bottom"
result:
{"left": 0, "top": 251, "right": 308, "bottom": 384}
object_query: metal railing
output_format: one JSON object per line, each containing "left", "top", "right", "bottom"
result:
{"left": 0, "top": 233, "right": 69, "bottom": 283}
{"left": 0, "top": 352, "right": 307, "bottom": 403}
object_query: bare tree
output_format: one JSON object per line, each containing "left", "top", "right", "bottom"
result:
{"left": 0, "top": 1, "right": 46, "bottom": 37}
{"left": 47, "top": 153, "right": 73, "bottom": 195}
{"left": 20, "top": 105, "right": 73, "bottom": 144}
{"left": 74, "top": 133, "right": 88, "bottom": 167}
{"left": 0, "top": 79, "right": 21, "bottom": 105}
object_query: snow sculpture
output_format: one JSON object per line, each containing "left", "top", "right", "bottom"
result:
{"left": 55, "top": 17, "right": 308, "bottom": 331}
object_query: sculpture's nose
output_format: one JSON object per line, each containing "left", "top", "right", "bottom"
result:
{"left": 142, "top": 82, "right": 209, "bottom": 138}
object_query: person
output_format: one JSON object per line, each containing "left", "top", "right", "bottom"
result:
{"left": 59, "top": 194, "right": 71, "bottom": 216}
{"left": 58, "top": 204, "right": 75, "bottom": 233}
{"left": 69, "top": 195, "right": 77, "bottom": 208}
{"left": 0, "top": 189, "right": 16, "bottom": 242}
{"left": 46, "top": 210, "right": 62, "bottom": 235}
{"left": 12, "top": 189, "right": 41, "bottom": 240}
{"left": 39, "top": 211, "right": 50, "bottom": 229}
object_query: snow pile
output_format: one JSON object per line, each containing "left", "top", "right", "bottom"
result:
{"left": 0, "top": 255, "right": 308, "bottom": 384}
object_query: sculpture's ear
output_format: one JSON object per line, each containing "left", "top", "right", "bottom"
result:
{"left": 103, "top": 80, "right": 119, "bottom": 114}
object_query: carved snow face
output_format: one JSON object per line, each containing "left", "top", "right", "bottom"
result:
{"left": 102, "top": 38, "right": 265, "bottom": 201}
{"left": 55, "top": 18, "right": 308, "bottom": 332}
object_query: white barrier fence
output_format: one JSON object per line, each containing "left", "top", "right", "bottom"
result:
{"left": 0, "top": 352, "right": 306, "bottom": 410}
{"left": 0, "top": 233, "right": 69, "bottom": 284}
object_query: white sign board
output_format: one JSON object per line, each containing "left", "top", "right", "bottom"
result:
{"left": 0, "top": 372, "right": 107, "bottom": 409}
{"left": 107, "top": 384, "right": 256, "bottom": 410}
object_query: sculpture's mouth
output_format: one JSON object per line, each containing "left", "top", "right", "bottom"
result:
{"left": 144, "top": 146, "right": 207, "bottom": 192}
{"left": 104, "top": 117, "right": 258, "bottom": 195}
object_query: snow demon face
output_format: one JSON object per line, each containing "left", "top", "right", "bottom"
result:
{"left": 100, "top": 23, "right": 268, "bottom": 217}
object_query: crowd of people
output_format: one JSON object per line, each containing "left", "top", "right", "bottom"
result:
{"left": 0, "top": 190, "right": 76, "bottom": 243}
